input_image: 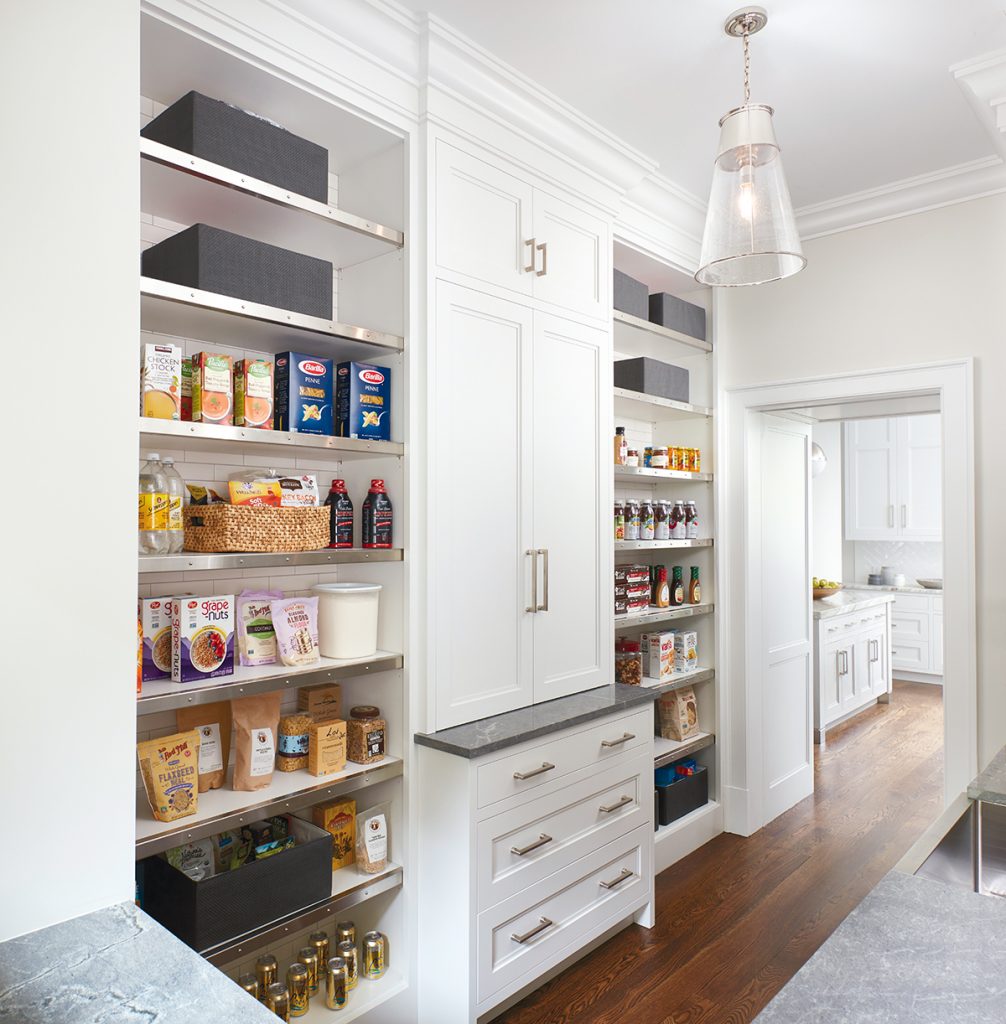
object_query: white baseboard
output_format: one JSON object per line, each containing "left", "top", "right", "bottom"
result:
{"left": 894, "top": 672, "right": 944, "bottom": 686}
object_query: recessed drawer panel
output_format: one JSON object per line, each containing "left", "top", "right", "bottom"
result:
{"left": 477, "top": 754, "right": 650, "bottom": 909}
{"left": 476, "top": 707, "right": 652, "bottom": 809}
{"left": 892, "top": 640, "right": 930, "bottom": 671}
{"left": 894, "top": 594, "right": 931, "bottom": 614}
{"left": 892, "top": 611, "right": 928, "bottom": 642}
{"left": 476, "top": 825, "right": 651, "bottom": 1002}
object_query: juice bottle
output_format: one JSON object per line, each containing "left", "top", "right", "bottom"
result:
{"left": 362, "top": 480, "right": 393, "bottom": 549}
{"left": 161, "top": 456, "right": 186, "bottom": 554}
{"left": 138, "top": 454, "right": 169, "bottom": 555}
{"left": 325, "top": 479, "right": 354, "bottom": 549}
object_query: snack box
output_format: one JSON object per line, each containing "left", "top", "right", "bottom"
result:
{"left": 139, "top": 597, "right": 173, "bottom": 682}
{"left": 308, "top": 719, "right": 347, "bottom": 778}
{"left": 313, "top": 798, "right": 356, "bottom": 869}
{"left": 643, "top": 631, "right": 675, "bottom": 682}
{"left": 234, "top": 358, "right": 274, "bottom": 429}
{"left": 180, "top": 357, "right": 192, "bottom": 421}
{"left": 275, "top": 352, "right": 333, "bottom": 434}
{"left": 140, "top": 342, "right": 182, "bottom": 420}
{"left": 191, "top": 352, "right": 234, "bottom": 425}
{"left": 335, "top": 361, "right": 390, "bottom": 441}
{"left": 171, "top": 595, "right": 235, "bottom": 683}
{"left": 674, "top": 630, "right": 699, "bottom": 674}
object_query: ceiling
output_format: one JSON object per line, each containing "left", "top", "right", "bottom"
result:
{"left": 389, "top": 0, "right": 1006, "bottom": 209}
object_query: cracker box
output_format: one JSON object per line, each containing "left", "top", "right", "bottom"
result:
{"left": 234, "top": 358, "right": 274, "bottom": 429}
{"left": 335, "top": 361, "right": 391, "bottom": 440}
{"left": 313, "top": 797, "right": 356, "bottom": 869}
{"left": 644, "top": 631, "right": 675, "bottom": 683}
{"left": 674, "top": 630, "right": 699, "bottom": 674}
{"left": 139, "top": 597, "right": 173, "bottom": 682}
{"left": 171, "top": 595, "right": 235, "bottom": 682}
{"left": 191, "top": 352, "right": 234, "bottom": 425}
{"left": 275, "top": 352, "right": 333, "bottom": 434}
{"left": 658, "top": 686, "right": 698, "bottom": 741}
{"left": 180, "top": 357, "right": 192, "bottom": 421}
{"left": 140, "top": 342, "right": 182, "bottom": 420}
{"left": 308, "top": 719, "right": 347, "bottom": 777}
{"left": 298, "top": 682, "right": 341, "bottom": 722}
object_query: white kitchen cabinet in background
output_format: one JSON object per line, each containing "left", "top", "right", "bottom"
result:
{"left": 891, "top": 592, "right": 944, "bottom": 678}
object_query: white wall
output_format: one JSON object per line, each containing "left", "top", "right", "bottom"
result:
{"left": 717, "top": 194, "right": 1006, "bottom": 767}
{"left": 0, "top": 0, "right": 138, "bottom": 939}
{"left": 811, "top": 422, "right": 843, "bottom": 582}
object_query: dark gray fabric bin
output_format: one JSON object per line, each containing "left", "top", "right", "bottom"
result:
{"left": 142, "top": 91, "right": 329, "bottom": 202}
{"left": 657, "top": 766, "right": 708, "bottom": 826}
{"left": 648, "top": 292, "right": 707, "bottom": 341}
{"left": 613, "top": 269, "right": 648, "bottom": 319}
{"left": 614, "top": 356, "right": 689, "bottom": 403}
{"left": 142, "top": 224, "right": 333, "bottom": 319}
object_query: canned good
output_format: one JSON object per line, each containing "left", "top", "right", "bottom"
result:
{"left": 265, "top": 982, "right": 290, "bottom": 1021}
{"left": 287, "top": 963, "right": 310, "bottom": 1017}
{"left": 237, "top": 974, "right": 259, "bottom": 1000}
{"left": 255, "top": 955, "right": 278, "bottom": 1000}
{"left": 298, "top": 947, "right": 319, "bottom": 995}
{"left": 309, "top": 932, "right": 330, "bottom": 978}
{"left": 643, "top": 445, "right": 653, "bottom": 468}
{"left": 692, "top": 448, "right": 702, "bottom": 472}
{"left": 670, "top": 446, "right": 683, "bottom": 472}
{"left": 651, "top": 446, "right": 669, "bottom": 470}
{"left": 362, "top": 931, "right": 388, "bottom": 980}
{"left": 335, "top": 921, "right": 356, "bottom": 946}
{"left": 336, "top": 939, "right": 358, "bottom": 990}
{"left": 326, "top": 957, "right": 349, "bottom": 1010}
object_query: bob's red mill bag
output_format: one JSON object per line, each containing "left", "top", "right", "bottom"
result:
{"left": 137, "top": 730, "right": 200, "bottom": 821}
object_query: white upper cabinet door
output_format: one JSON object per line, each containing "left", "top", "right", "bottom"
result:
{"left": 844, "top": 419, "right": 898, "bottom": 540}
{"left": 435, "top": 140, "right": 534, "bottom": 296}
{"left": 897, "top": 415, "right": 942, "bottom": 541}
{"left": 433, "top": 282, "right": 535, "bottom": 729}
{"left": 530, "top": 191, "right": 609, "bottom": 321}
{"left": 531, "top": 313, "right": 611, "bottom": 704}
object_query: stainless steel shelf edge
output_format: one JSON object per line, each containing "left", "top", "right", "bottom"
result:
{"left": 643, "top": 668, "right": 715, "bottom": 694}
{"left": 138, "top": 548, "right": 404, "bottom": 573}
{"left": 654, "top": 732, "right": 716, "bottom": 768}
{"left": 140, "top": 138, "right": 404, "bottom": 249}
{"left": 135, "top": 759, "right": 403, "bottom": 859}
{"left": 201, "top": 866, "right": 403, "bottom": 966}
{"left": 613, "top": 387, "right": 713, "bottom": 420}
{"left": 615, "top": 539, "right": 714, "bottom": 551}
{"left": 137, "top": 653, "right": 404, "bottom": 715}
{"left": 614, "top": 603, "right": 715, "bottom": 629}
{"left": 614, "top": 466, "right": 713, "bottom": 483}
{"left": 141, "top": 276, "right": 404, "bottom": 352}
{"left": 613, "top": 309, "right": 713, "bottom": 353}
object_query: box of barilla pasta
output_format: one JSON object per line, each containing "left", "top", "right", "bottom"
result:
{"left": 335, "top": 361, "right": 390, "bottom": 441}
{"left": 275, "top": 353, "right": 332, "bottom": 434}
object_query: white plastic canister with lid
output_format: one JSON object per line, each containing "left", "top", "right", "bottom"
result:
{"left": 312, "top": 583, "right": 382, "bottom": 659}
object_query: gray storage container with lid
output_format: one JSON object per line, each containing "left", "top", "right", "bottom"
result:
{"left": 613, "top": 269, "right": 648, "bottom": 319}
{"left": 648, "top": 292, "right": 707, "bottom": 341}
{"left": 614, "top": 356, "right": 690, "bottom": 404}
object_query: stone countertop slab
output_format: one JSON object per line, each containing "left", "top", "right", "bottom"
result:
{"left": 754, "top": 871, "right": 1006, "bottom": 1024}
{"left": 851, "top": 582, "right": 943, "bottom": 595}
{"left": 968, "top": 745, "right": 1006, "bottom": 806}
{"left": 0, "top": 901, "right": 276, "bottom": 1024}
{"left": 413, "top": 683, "right": 658, "bottom": 758}
{"left": 813, "top": 590, "right": 896, "bottom": 620}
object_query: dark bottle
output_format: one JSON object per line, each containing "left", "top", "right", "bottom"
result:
{"left": 671, "top": 566, "right": 685, "bottom": 606}
{"left": 324, "top": 479, "right": 354, "bottom": 549}
{"left": 362, "top": 479, "right": 393, "bottom": 549}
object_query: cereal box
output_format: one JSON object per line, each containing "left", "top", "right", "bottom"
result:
{"left": 308, "top": 719, "right": 347, "bottom": 777}
{"left": 335, "top": 361, "right": 391, "bottom": 440}
{"left": 171, "top": 595, "right": 234, "bottom": 683}
{"left": 644, "top": 631, "right": 675, "bottom": 683}
{"left": 140, "top": 342, "right": 182, "bottom": 420}
{"left": 191, "top": 352, "right": 234, "bottom": 425}
{"left": 139, "top": 597, "right": 173, "bottom": 682}
{"left": 313, "top": 797, "right": 356, "bottom": 869}
{"left": 674, "top": 630, "right": 699, "bottom": 674}
{"left": 180, "top": 357, "right": 192, "bottom": 421}
{"left": 658, "top": 687, "right": 698, "bottom": 741}
{"left": 275, "top": 352, "right": 333, "bottom": 434}
{"left": 234, "top": 358, "right": 274, "bottom": 429}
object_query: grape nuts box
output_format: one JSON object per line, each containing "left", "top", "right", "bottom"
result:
{"left": 171, "top": 596, "right": 235, "bottom": 682}
{"left": 335, "top": 361, "right": 391, "bottom": 440}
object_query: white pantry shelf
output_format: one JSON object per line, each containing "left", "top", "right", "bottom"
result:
{"left": 614, "top": 466, "right": 712, "bottom": 484}
{"left": 615, "top": 538, "right": 713, "bottom": 552}
{"left": 653, "top": 732, "right": 715, "bottom": 768}
{"left": 139, "top": 548, "right": 403, "bottom": 574}
{"left": 615, "top": 603, "right": 715, "bottom": 629}
{"left": 613, "top": 310, "right": 712, "bottom": 354}
{"left": 613, "top": 387, "right": 712, "bottom": 422}
{"left": 300, "top": 968, "right": 407, "bottom": 1022}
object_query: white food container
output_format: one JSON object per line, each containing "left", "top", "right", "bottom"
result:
{"left": 313, "top": 583, "right": 382, "bottom": 659}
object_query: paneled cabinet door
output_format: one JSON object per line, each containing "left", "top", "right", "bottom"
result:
{"left": 532, "top": 313, "right": 611, "bottom": 703}
{"left": 844, "top": 419, "right": 898, "bottom": 540}
{"left": 933, "top": 613, "right": 944, "bottom": 675}
{"left": 863, "top": 628, "right": 889, "bottom": 696}
{"left": 897, "top": 414, "right": 942, "bottom": 540}
{"left": 433, "top": 282, "right": 535, "bottom": 729}
{"left": 435, "top": 140, "right": 534, "bottom": 297}
{"left": 821, "top": 640, "right": 852, "bottom": 722}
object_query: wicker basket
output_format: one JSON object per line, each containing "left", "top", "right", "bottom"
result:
{"left": 183, "top": 505, "right": 330, "bottom": 553}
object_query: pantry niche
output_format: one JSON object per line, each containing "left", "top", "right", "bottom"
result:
{"left": 134, "top": 11, "right": 411, "bottom": 1020}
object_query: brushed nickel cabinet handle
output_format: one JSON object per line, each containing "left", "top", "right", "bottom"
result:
{"left": 601, "top": 733, "right": 635, "bottom": 748}
{"left": 536, "top": 240, "right": 548, "bottom": 277}
{"left": 901, "top": 505, "right": 907, "bottom": 528}
{"left": 537, "top": 547, "right": 549, "bottom": 612}
{"left": 888, "top": 505, "right": 895, "bottom": 528}
{"left": 511, "top": 833, "right": 553, "bottom": 856}
{"left": 513, "top": 762, "right": 555, "bottom": 781}
{"left": 525, "top": 549, "right": 538, "bottom": 613}
{"left": 524, "top": 237, "right": 537, "bottom": 273}
{"left": 599, "top": 795, "right": 633, "bottom": 814}
{"left": 511, "top": 917, "right": 554, "bottom": 944}
{"left": 599, "top": 868, "right": 635, "bottom": 890}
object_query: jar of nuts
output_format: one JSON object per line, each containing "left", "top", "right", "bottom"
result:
{"left": 346, "top": 706, "right": 386, "bottom": 764}
{"left": 615, "top": 640, "right": 643, "bottom": 686}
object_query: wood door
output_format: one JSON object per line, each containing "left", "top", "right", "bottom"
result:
{"left": 897, "top": 414, "right": 942, "bottom": 540}
{"left": 531, "top": 312, "right": 611, "bottom": 703}
{"left": 844, "top": 419, "right": 898, "bottom": 540}
{"left": 432, "top": 282, "right": 534, "bottom": 729}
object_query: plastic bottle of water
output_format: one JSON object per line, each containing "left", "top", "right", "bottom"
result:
{"left": 138, "top": 453, "right": 169, "bottom": 555}
{"left": 161, "top": 456, "right": 186, "bottom": 554}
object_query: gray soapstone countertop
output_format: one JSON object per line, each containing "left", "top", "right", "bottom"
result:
{"left": 968, "top": 745, "right": 1006, "bottom": 806}
{"left": 413, "top": 683, "right": 658, "bottom": 758}
{"left": 0, "top": 901, "right": 277, "bottom": 1024}
{"left": 754, "top": 870, "right": 1006, "bottom": 1024}
{"left": 813, "top": 589, "right": 896, "bottom": 620}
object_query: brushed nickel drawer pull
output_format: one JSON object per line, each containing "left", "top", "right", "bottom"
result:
{"left": 513, "top": 762, "right": 555, "bottom": 781}
{"left": 524, "top": 237, "right": 537, "bottom": 273}
{"left": 536, "top": 240, "right": 548, "bottom": 277}
{"left": 511, "top": 833, "right": 553, "bottom": 856}
{"left": 601, "top": 732, "right": 635, "bottom": 748}
{"left": 599, "top": 868, "right": 635, "bottom": 890}
{"left": 599, "top": 795, "right": 633, "bottom": 814}
{"left": 511, "top": 917, "right": 554, "bottom": 944}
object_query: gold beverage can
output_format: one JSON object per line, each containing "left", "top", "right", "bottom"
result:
{"left": 326, "top": 957, "right": 349, "bottom": 1010}
{"left": 265, "top": 982, "right": 290, "bottom": 1021}
{"left": 297, "top": 946, "right": 319, "bottom": 995}
{"left": 309, "top": 931, "right": 330, "bottom": 978}
{"left": 287, "top": 963, "right": 310, "bottom": 1017}
{"left": 362, "top": 931, "right": 387, "bottom": 979}
{"left": 255, "top": 955, "right": 278, "bottom": 1000}
{"left": 237, "top": 973, "right": 259, "bottom": 1000}
{"left": 335, "top": 920, "right": 356, "bottom": 946}
{"left": 336, "top": 939, "right": 358, "bottom": 990}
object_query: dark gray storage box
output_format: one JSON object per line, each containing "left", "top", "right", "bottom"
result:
{"left": 141, "top": 91, "right": 329, "bottom": 202}
{"left": 614, "top": 356, "right": 689, "bottom": 404}
{"left": 656, "top": 765, "right": 708, "bottom": 826}
{"left": 140, "top": 819, "right": 333, "bottom": 953}
{"left": 648, "top": 292, "right": 707, "bottom": 341}
{"left": 142, "top": 224, "right": 333, "bottom": 319}
{"left": 613, "top": 269, "right": 648, "bottom": 319}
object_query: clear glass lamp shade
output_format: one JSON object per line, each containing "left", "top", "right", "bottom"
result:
{"left": 695, "top": 105, "right": 806, "bottom": 287}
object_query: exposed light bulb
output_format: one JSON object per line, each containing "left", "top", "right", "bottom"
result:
{"left": 737, "top": 161, "right": 755, "bottom": 222}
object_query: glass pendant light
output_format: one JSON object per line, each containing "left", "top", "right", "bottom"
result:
{"left": 695, "top": 7, "right": 806, "bottom": 287}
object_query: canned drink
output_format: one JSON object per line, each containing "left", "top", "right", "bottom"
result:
{"left": 326, "top": 956, "right": 349, "bottom": 1010}
{"left": 287, "top": 963, "right": 310, "bottom": 1017}
{"left": 362, "top": 931, "right": 388, "bottom": 980}
{"left": 297, "top": 947, "right": 319, "bottom": 995}
{"left": 309, "top": 932, "right": 330, "bottom": 978}
{"left": 335, "top": 921, "right": 356, "bottom": 946}
{"left": 237, "top": 974, "right": 258, "bottom": 1000}
{"left": 336, "top": 939, "right": 358, "bottom": 990}
{"left": 255, "top": 955, "right": 278, "bottom": 1000}
{"left": 265, "top": 982, "right": 290, "bottom": 1021}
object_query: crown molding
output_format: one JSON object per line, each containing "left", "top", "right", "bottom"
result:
{"left": 952, "top": 48, "right": 1006, "bottom": 160}
{"left": 615, "top": 173, "right": 706, "bottom": 274}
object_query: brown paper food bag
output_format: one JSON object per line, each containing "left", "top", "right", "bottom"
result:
{"left": 658, "top": 687, "right": 698, "bottom": 741}
{"left": 231, "top": 692, "right": 281, "bottom": 791}
{"left": 177, "top": 702, "right": 232, "bottom": 792}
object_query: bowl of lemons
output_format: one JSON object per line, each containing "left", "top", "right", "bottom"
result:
{"left": 812, "top": 577, "right": 843, "bottom": 599}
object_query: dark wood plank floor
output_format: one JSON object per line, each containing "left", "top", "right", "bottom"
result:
{"left": 496, "top": 681, "right": 944, "bottom": 1024}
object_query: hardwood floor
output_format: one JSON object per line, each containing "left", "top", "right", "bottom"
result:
{"left": 495, "top": 681, "right": 944, "bottom": 1024}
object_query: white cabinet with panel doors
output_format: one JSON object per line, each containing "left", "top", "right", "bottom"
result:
{"left": 891, "top": 591, "right": 944, "bottom": 678}
{"left": 844, "top": 415, "right": 941, "bottom": 541}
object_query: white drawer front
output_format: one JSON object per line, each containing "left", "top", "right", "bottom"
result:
{"left": 477, "top": 825, "right": 651, "bottom": 1001}
{"left": 477, "top": 754, "right": 650, "bottom": 909}
{"left": 894, "top": 594, "right": 931, "bottom": 614}
{"left": 892, "top": 640, "right": 930, "bottom": 671}
{"left": 892, "top": 611, "right": 929, "bottom": 642}
{"left": 476, "top": 707, "right": 652, "bottom": 809}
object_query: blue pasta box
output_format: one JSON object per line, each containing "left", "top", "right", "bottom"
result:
{"left": 335, "top": 361, "right": 391, "bottom": 440}
{"left": 275, "top": 352, "right": 333, "bottom": 434}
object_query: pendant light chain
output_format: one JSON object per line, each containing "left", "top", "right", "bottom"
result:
{"left": 743, "top": 25, "right": 751, "bottom": 103}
